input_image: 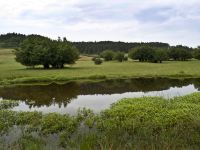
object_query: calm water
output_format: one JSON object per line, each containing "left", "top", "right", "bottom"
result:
{"left": 0, "top": 78, "right": 200, "bottom": 114}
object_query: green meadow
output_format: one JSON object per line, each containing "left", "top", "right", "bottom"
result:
{"left": 1, "top": 48, "right": 200, "bottom": 85}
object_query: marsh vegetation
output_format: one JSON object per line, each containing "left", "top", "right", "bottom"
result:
{"left": 1, "top": 92, "right": 200, "bottom": 149}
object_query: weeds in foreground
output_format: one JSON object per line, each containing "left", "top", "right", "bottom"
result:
{"left": 1, "top": 93, "right": 200, "bottom": 149}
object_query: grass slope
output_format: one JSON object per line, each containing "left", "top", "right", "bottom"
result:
{"left": 1, "top": 48, "right": 200, "bottom": 85}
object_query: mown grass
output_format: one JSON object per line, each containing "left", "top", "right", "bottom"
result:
{"left": 1, "top": 92, "right": 200, "bottom": 149}
{"left": 1, "top": 48, "right": 200, "bottom": 85}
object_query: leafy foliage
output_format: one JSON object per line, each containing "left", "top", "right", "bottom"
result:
{"left": 15, "top": 35, "right": 79, "bottom": 69}
{"left": 0, "top": 33, "right": 26, "bottom": 48}
{"left": 129, "top": 46, "right": 168, "bottom": 63}
{"left": 169, "top": 45, "right": 193, "bottom": 61}
{"left": 129, "top": 45, "right": 192, "bottom": 63}
{"left": 114, "top": 51, "right": 126, "bottom": 62}
{"left": 193, "top": 47, "right": 200, "bottom": 60}
{"left": 93, "top": 58, "right": 103, "bottom": 65}
{"left": 100, "top": 50, "right": 115, "bottom": 61}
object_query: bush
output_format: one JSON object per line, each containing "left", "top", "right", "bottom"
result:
{"left": 114, "top": 52, "right": 126, "bottom": 62}
{"left": 94, "top": 58, "right": 103, "bottom": 65}
{"left": 100, "top": 50, "right": 115, "bottom": 61}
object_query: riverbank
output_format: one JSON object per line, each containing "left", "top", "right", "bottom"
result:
{"left": 1, "top": 92, "right": 200, "bottom": 149}
{"left": 1, "top": 49, "right": 200, "bottom": 86}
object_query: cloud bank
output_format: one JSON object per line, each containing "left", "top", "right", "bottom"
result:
{"left": 0, "top": 0, "right": 200, "bottom": 47}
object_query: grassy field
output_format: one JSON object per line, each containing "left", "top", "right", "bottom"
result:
{"left": 1, "top": 92, "right": 200, "bottom": 149}
{"left": 1, "top": 48, "right": 200, "bottom": 85}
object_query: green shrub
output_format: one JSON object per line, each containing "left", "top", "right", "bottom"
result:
{"left": 114, "top": 52, "right": 126, "bottom": 62}
{"left": 100, "top": 50, "right": 115, "bottom": 61}
{"left": 94, "top": 58, "right": 103, "bottom": 65}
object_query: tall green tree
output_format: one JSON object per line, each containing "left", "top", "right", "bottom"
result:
{"left": 100, "top": 50, "right": 115, "bottom": 61}
{"left": 153, "top": 49, "right": 169, "bottom": 63}
{"left": 129, "top": 46, "right": 155, "bottom": 62}
{"left": 129, "top": 46, "right": 169, "bottom": 63}
{"left": 193, "top": 46, "right": 200, "bottom": 60}
{"left": 15, "top": 35, "right": 49, "bottom": 68}
{"left": 169, "top": 45, "right": 192, "bottom": 61}
{"left": 114, "top": 52, "right": 126, "bottom": 62}
{"left": 15, "top": 35, "right": 79, "bottom": 69}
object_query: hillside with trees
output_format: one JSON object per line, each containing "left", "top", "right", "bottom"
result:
{"left": 0, "top": 33, "right": 26, "bottom": 48}
{"left": 0, "top": 33, "right": 170, "bottom": 54}
{"left": 0, "top": 33, "right": 199, "bottom": 65}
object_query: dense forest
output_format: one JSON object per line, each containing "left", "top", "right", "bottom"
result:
{"left": 73, "top": 41, "right": 170, "bottom": 54}
{"left": 0, "top": 33, "right": 26, "bottom": 48}
{"left": 1, "top": 33, "right": 170, "bottom": 54}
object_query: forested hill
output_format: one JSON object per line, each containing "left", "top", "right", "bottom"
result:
{"left": 0, "top": 33, "right": 170, "bottom": 54}
{"left": 0, "top": 33, "right": 26, "bottom": 48}
{"left": 73, "top": 41, "right": 169, "bottom": 54}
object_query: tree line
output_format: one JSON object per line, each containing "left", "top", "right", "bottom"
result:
{"left": 73, "top": 41, "right": 170, "bottom": 54}
{"left": 98, "top": 45, "right": 200, "bottom": 63}
{"left": 1, "top": 33, "right": 200, "bottom": 67}
{"left": 1, "top": 33, "right": 169, "bottom": 53}
{"left": 0, "top": 33, "right": 26, "bottom": 48}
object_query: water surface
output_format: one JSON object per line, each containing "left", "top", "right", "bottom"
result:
{"left": 0, "top": 78, "right": 200, "bottom": 114}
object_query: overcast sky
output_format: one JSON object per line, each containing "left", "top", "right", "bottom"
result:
{"left": 0, "top": 0, "right": 200, "bottom": 47}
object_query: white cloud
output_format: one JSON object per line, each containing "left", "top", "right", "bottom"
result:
{"left": 0, "top": 0, "right": 200, "bottom": 47}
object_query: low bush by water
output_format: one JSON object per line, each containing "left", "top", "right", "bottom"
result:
{"left": 1, "top": 92, "right": 200, "bottom": 149}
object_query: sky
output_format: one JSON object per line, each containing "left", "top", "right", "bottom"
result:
{"left": 0, "top": 0, "right": 200, "bottom": 47}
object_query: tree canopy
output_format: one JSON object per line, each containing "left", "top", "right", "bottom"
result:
{"left": 15, "top": 35, "right": 79, "bottom": 69}
{"left": 114, "top": 52, "right": 126, "bottom": 62}
{"left": 100, "top": 50, "right": 115, "bottom": 61}
{"left": 128, "top": 45, "right": 193, "bottom": 63}
{"left": 129, "top": 46, "right": 168, "bottom": 63}
{"left": 193, "top": 46, "right": 200, "bottom": 60}
{"left": 169, "top": 45, "right": 192, "bottom": 61}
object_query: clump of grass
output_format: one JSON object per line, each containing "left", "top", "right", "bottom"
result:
{"left": 41, "top": 113, "right": 78, "bottom": 134}
{"left": 0, "top": 100, "right": 19, "bottom": 109}
{"left": 10, "top": 134, "right": 45, "bottom": 150}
